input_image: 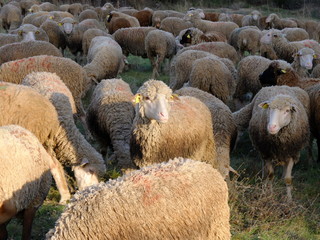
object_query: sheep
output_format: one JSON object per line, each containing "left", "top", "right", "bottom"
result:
{"left": 291, "top": 47, "right": 316, "bottom": 77}
{"left": 82, "top": 28, "right": 111, "bottom": 55}
{"left": 21, "top": 71, "right": 106, "bottom": 192}
{"left": 260, "top": 29, "right": 320, "bottom": 63}
{"left": 233, "top": 85, "right": 310, "bottom": 201}
{"left": 113, "top": 27, "right": 156, "bottom": 58}
{"left": 176, "top": 42, "right": 240, "bottom": 64}
{"left": 105, "top": 14, "right": 131, "bottom": 34}
{"left": 241, "top": 10, "right": 262, "bottom": 28}
{"left": 0, "top": 3, "right": 22, "bottom": 31}
{"left": 84, "top": 36, "right": 125, "bottom": 83}
{"left": 29, "top": 2, "right": 58, "bottom": 13}
{"left": 311, "top": 63, "right": 320, "bottom": 78}
{"left": 219, "top": 12, "right": 244, "bottom": 27}
{"left": 86, "top": 79, "right": 136, "bottom": 171}
{"left": 233, "top": 56, "right": 291, "bottom": 105}
{"left": 40, "top": 19, "right": 67, "bottom": 55}
{"left": 203, "top": 11, "right": 220, "bottom": 21}
{"left": 22, "top": 11, "right": 48, "bottom": 25}
{"left": 304, "top": 20, "right": 320, "bottom": 42}
{"left": 78, "top": 8, "right": 99, "bottom": 22}
{"left": 281, "top": 27, "right": 309, "bottom": 41}
{"left": 188, "top": 56, "right": 236, "bottom": 105}
{"left": 159, "top": 17, "right": 193, "bottom": 37}
{"left": 229, "top": 26, "right": 259, "bottom": 49}
{"left": 131, "top": 80, "right": 217, "bottom": 168}
{"left": 19, "top": 0, "right": 39, "bottom": 16}
{"left": 237, "top": 27, "right": 262, "bottom": 57}
{"left": 46, "top": 157, "right": 230, "bottom": 240}
{"left": 145, "top": 29, "right": 177, "bottom": 78}
{"left": 132, "top": 8, "right": 153, "bottom": 26}
{"left": 260, "top": 30, "right": 278, "bottom": 60}
{"left": 184, "top": 10, "right": 238, "bottom": 41}
{"left": 109, "top": 11, "right": 140, "bottom": 27}
{"left": 265, "top": 13, "right": 298, "bottom": 30}
{"left": 152, "top": 10, "right": 169, "bottom": 28}
{"left": 10, "top": 23, "right": 49, "bottom": 42}
{"left": 67, "top": 3, "right": 83, "bottom": 17}
{"left": 0, "top": 125, "right": 53, "bottom": 240}
{"left": 0, "top": 40, "right": 62, "bottom": 65}
{"left": 0, "top": 55, "right": 91, "bottom": 118}
{"left": 175, "top": 87, "right": 238, "bottom": 179}
{"left": 177, "top": 27, "right": 227, "bottom": 47}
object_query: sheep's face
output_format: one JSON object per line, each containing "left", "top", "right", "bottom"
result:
{"left": 260, "top": 30, "right": 281, "bottom": 44}
{"left": 59, "top": 18, "right": 77, "bottom": 35}
{"left": 296, "top": 48, "right": 316, "bottom": 70}
{"left": 259, "top": 96, "right": 296, "bottom": 135}
{"left": 180, "top": 29, "right": 192, "bottom": 45}
{"left": 251, "top": 11, "right": 261, "bottom": 21}
{"left": 73, "top": 159, "right": 99, "bottom": 191}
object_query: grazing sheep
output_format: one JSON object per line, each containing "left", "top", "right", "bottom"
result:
{"left": 84, "top": 36, "right": 124, "bottom": 83}
{"left": 229, "top": 26, "right": 259, "bottom": 49}
{"left": 46, "top": 157, "right": 230, "bottom": 240}
{"left": 131, "top": 80, "right": 217, "bottom": 168}
{"left": 233, "top": 85, "right": 310, "bottom": 201}
{"left": 152, "top": 10, "right": 169, "bottom": 28}
{"left": 0, "top": 40, "right": 62, "bottom": 65}
{"left": 175, "top": 87, "right": 238, "bottom": 179}
{"left": 260, "top": 29, "right": 320, "bottom": 63}
{"left": 281, "top": 27, "right": 309, "bottom": 41}
{"left": 237, "top": 27, "right": 262, "bottom": 57}
{"left": 21, "top": 72, "right": 106, "bottom": 192}
{"left": 184, "top": 10, "right": 238, "bottom": 40}
{"left": 159, "top": 17, "right": 193, "bottom": 37}
{"left": 241, "top": 10, "right": 262, "bottom": 28}
{"left": 265, "top": 13, "right": 297, "bottom": 29}
{"left": 176, "top": 41, "right": 240, "bottom": 64}
{"left": 0, "top": 3, "right": 22, "bottom": 31}
{"left": 0, "top": 55, "right": 91, "bottom": 117}
{"left": 145, "top": 29, "right": 177, "bottom": 78}
{"left": 40, "top": 19, "right": 67, "bottom": 55}
{"left": 188, "top": 56, "right": 236, "bottom": 104}
{"left": 234, "top": 56, "right": 291, "bottom": 104}
{"left": 79, "top": 9, "right": 99, "bottom": 22}
{"left": 132, "top": 8, "right": 153, "bottom": 26}
{"left": 0, "top": 125, "right": 53, "bottom": 240}
{"left": 105, "top": 14, "right": 131, "bottom": 34}
{"left": 82, "top": 28, "right": 111, "bottom": 55}
{"left": 177, "top": 27, "right": 227, "bottom": 47}
{"left": 113, "top": 27, "right": 156, "bottom": 57}
{"left": 108, "top": 11, "right": 140, "bottom": 28}
{"left": 86, "top": 79, "right": 136, "bottom": 170}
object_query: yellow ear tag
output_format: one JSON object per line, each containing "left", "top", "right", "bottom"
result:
{"left": 314, "top": 54, "right": 317, "bottom": 59}
{"left": 281, "top": 69, "right": 286, "bottom": 73}
{"left": 187, "top": 34, "right": 191, "bottom": 39}
{"left": 261, "top": 103, "right": 269, "bottom": 109}
{"left": 170, "top": 94, "right": 179, "bottom": 101}
{"left": 49, "top": 16, "right": 54, "bottom": 19}
{"left": 134, "top": 95, "right": 142, "bottom": 104}
{"left": 18, "top": 30, "right": 23, "bottom": 36}
{"left": 58, "top": 22, "right": 63, "bottom": 26}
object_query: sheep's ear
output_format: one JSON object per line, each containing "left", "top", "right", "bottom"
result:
{"left": 258, "top": 102, "right": 269, "bottom": 109}
{"left": 313, "top": 54, "right": 318, "bottom": 59}
{"left": 35, "top": 30, "right": 40, "bottom": 34}
{"left": 281, "top": 69, "right": 286, "bottom": 73}
{"left": 58, "top": 22, "right": 63, "bottom": 26}
{"left": 28, "top": 8, "right": 32, "bottom": 12}
{"left": 170, "top": 94, "right": 180, "bottom": 101}
{"left": 49, "top": 16, "right": 54, "bottom": 19}
{"left": 80, "top": 158, "right": 89, "bottom": 167}
{"left": 18, "top": 30, "right": 23, "bottom": 36}
{"left": 132, "top": 94, "right": 142, "bottom": 104}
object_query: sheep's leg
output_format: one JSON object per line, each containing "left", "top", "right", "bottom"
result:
{"left": 151, "top": 55, "right": 159, "bottom": 79}
{"left": 49, "top": 157, "right": 71, "bottom": 204}
{"left": 262, "top": 160, "right": 274, "bottom": 195}
{"left": 283, "top": 158, "right": 294, "bottom": 202}
{"left": 22, "top": 207, "right": 37, "bottom": 240}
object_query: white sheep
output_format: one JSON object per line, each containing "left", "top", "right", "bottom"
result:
{"left": 265, "top": 13, "right": 298, "bottom": 29}
{"left": 46, "top": 157, "right": 230, "bottom": 240}
{"left": 131, "top": 80, "right": 217, "bottom": 169}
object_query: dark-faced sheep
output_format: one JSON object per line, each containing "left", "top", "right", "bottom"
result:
{"left": 131, "top": 80, "right": 217, "bottom": 169}
{"left": 233, "top": 85, "right": 310, "bottom": 201}
{"left": 46, "top": 157, "right": 230, "bottom": 240}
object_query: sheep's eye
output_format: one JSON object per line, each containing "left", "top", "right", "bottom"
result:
{"left": 286, "top": 109, "right": 290, "bottom": 113}
{"left": 144, "top": 96, "right": 150, "bottom": 100}
{"left": 35, "top": 30, "right": 40, "bottom": 34}
{"left": 273, "top": 34, "right": 278, "bottom": 38}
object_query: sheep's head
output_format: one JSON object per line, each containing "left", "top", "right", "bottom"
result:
{"left": 133, "top": 80, "right": 179, "bottom": 123}
{"left": 58, "top": 17, "right": 77, "bottom": 35}
{"left": 260, "top": 29, "right": 282, "bottom": 44}
{"left": 265, "top": 13, "right": 277, "bottom": 23}
{"left": 294, "top": 47, "right": 316, "bottom": 70}
{"left": 72, "top": 158, "right": 100, "bottom": 191}
{"left": 259, "top": 61, "right": 287, "bottom": 86}
{"left": 259, "top": 94, "right": 296, "bottom": 135}
{"left": 251, "top": 10, "right": 261, "bottom": 21}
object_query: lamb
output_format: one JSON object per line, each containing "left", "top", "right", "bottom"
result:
{"left": 265, "top": 13, "right": 298, "bottom": 29}
{"left": 281, "top": 27, "right": 309, "bottom": 41}
{"left": 234, "top": 56, "right": 291, "bottom": 105}
{"left": 86, "top": 79, "right": 136, "bottom": 171}
{"left": 188, "top": 56, "right": 236, "bottom": 104}
{"left": 46, "top": 157, "right": 230, "bottom": 240}
{"left": 0, "top": 40, "right": 62, "bottom": 65}
{"left": 40, "top": 19, "right": 67, "bottom": 55}
{"left": 260, "top": 29, "right": 320, "bottom": 63}
{"left": 175, "top": 87, "right": 238, "bottom": 179}
{"left": 176, "top": 42, "right": 240, "bottom": 64}
{"left": 177, "top": 27, "right": 227, "bottom": 47}
{"left": 21, "top": 71, "right": 106, "bottom": 191}
{"left": 145, "top": 29, "right": 177, "bottom": 78}
{"left": 241, "top": 10, "right": 262, "bottom": 28}
{"left": 113, "top": 27, "right": 156, "bottom": 57}
{"left": 184, "top": 10, "right": 238, "bottom": 40}
{"left": 159, "top": 17, "right": 193, "bottom": 37}
{"left": 0, "top": 55, "right": 92, "bottom": 118}
{"left": 0, "top": 125, "right": 53, "bottom": 240}
{"left": 0, "top": 3, "right": 22, "bottom": 31}
{"left": 84, "top": 36, "right": 125, "bottom": 83}
{"left": 82, "top": 28, "right": 111, "bottom": 55}
{"left": 233, "top": 85, "right": 310, "bottom": 201}
{"left": 131, "top": 80, "right": 217, "bottom": 168}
